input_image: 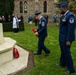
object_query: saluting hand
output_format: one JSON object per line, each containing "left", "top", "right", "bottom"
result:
{"left": 66, "top": 41, "right": 71, "bottom": 46}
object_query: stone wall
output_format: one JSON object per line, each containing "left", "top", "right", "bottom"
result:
{"left": 14, "top": 0, "right": 58, "bottom": 22}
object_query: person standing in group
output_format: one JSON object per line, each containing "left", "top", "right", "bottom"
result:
{"left": 34, "top": 11, "right": 50, "bottom": 56}
{"left": 0, "top": 16, "right": 2, "bottom": 23}
{"left": 44, "top": 13, "right": 49, "bottom": 24}
{"left": 13, "top": 15, "right": 19, "bottom": 33}
{"left": 34, "top": 16, "right": 38, "bottom": 26}
{"left": 57, "top": 1, "right": 76, "bottom": 74}
{"left": 53, "top": 14, "right": 57, "bottom": 23}
{"left": 2, "top": 16, "right": 6, "bottom": 22}
{"left": 28, "top": 15, "right": 33, "bottom": 24}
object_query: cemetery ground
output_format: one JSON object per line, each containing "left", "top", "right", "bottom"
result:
{"left": 4, "top": 23, "right": 76, "bottom": 75}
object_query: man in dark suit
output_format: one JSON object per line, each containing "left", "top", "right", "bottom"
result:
{"left": 34, "top": 11, "right": 50, "bottom": 56}
{"left": 57, "top": 1, "right": 76, "bottom": 74}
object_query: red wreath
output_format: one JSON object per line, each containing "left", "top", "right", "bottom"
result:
{"left": 13, "top": 48, "right": 20, "bottom": 58}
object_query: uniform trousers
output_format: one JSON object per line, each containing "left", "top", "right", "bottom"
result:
{"left": 37, "top": 37, "right": 50, "bottom": 54}
{"left": 59, "top": 41, "right": 75, "bottom": 71}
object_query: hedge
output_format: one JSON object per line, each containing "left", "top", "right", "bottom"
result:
{"left": 2, "top": 22, "right": 25, "bottom": 32}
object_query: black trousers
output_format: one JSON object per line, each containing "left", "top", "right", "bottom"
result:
{"left": 13, "top": 28, "right": 19, "bottom": 33}
{"left": 37, "top": 37, "right": 50, "bottom": 54}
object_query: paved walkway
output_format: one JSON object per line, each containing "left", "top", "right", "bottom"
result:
{"left": 0, "top": 45, "right": 29, "bottom": 75}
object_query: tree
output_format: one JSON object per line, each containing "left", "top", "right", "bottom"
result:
{"left": 0, "top": 0, "right": 5, "bottom": 15}
{"left": 0, "top": 0, "right": 14, "bottom": 16}
{"left": 68, "top": 0, "right": 76, "bottom": 14}
{"left": 57, "top": 0, "right": 76, "bottom": 14}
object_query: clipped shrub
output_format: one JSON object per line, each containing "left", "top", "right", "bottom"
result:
{"left": 2, "top": 22, "right": 25, "bottom": 32}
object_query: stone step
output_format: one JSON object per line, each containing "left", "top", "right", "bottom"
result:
{"left": 0, "top": 45, "right": 29, "bottom": 75}
{"left": 0, "top": 37, "right": 16, "bottom": 66}
{"left": 0, "top": 38, "right": 16, "bottom": 53}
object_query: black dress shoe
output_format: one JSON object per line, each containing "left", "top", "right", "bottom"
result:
{"left": 45, "top": 52, "right": 50, "bottom": 56}
{"left": 64, "top": 70, "right": 75, "bottom": 74}
{"left": 56, "top": 63, "right": 60, "bottom": 66}
{"left": 33, "top": 52, "right": 41, "bottom": 55}
{"left": 56, "top": 63, "right": 66, "bottom": 67}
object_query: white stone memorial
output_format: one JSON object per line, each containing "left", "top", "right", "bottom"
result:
{"left": 0, "top": 23, "right": 16, "bottom": 65}
{"left": 0, "top": 23, "right": 29, "bottom": 75}
{"left": 0, "top": 23, "right": 4, "bottom": 44}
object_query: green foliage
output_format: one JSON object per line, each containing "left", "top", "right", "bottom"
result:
{"left": 58, "top": 0, "right": 68, "bottom": 2}
{"left": 68, "top": 0, "right": 76, "bottom": 14}
{"left": 3, "top": 23, "right": 76, "bottom": 75}
{"left": 57, "top": 0, "right": 76, "bottom": 14}
{"left": 0, "top": 0, "right": 5, "bottom": 15}
{"left": 0, "top": 0, "right": 14, "bottom": 16}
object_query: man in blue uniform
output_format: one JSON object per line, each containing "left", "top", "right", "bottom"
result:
{"left": 34, "top": 11, "right": 50, "bottom": 56}
{"left": 57, "top": 1, "right": 76, "bottom": 74}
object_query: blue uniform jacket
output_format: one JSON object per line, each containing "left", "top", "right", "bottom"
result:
{"left": 59, "top": 11, "right": 76, "bottom": 42}
{"left": 37, "top": 17, "right": 47, "bottom": 38}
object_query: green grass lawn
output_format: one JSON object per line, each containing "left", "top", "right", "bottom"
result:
{"left": 4, "top": 23, "right": 76, "bottom": 75}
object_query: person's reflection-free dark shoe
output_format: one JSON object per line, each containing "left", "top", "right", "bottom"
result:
{"left": 64, "top": 70, "right": 75, "bottom": 74}
{"left": 34, "top": 52, "right": 41, "bottom": 55}
{"left": 45, "top": 52, "right": 50, "bottom": 56}
{"left": 56, "top": 63, "right": 66, "bottom": 67}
